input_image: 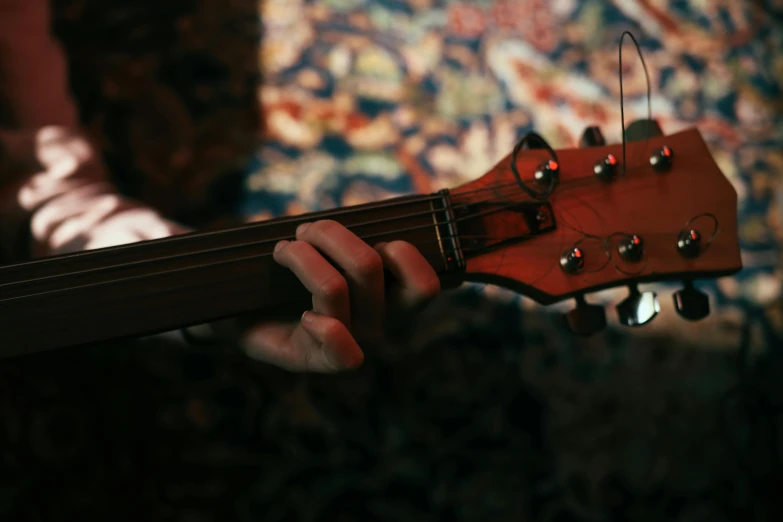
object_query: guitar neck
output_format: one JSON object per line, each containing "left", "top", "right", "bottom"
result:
{"left": 0, "top": 192, "right": 464, "bottom": 357}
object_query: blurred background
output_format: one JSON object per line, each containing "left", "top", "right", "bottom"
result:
{"left": 2, "top": 0, "right": 782, "bottom": 520}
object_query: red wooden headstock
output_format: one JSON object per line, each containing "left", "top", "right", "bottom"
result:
{"left": 449, "top": 124, "right": 741, "bottom": 334}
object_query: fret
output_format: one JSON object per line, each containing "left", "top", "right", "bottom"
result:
{"left": 0, "top": 194, "right": 436, "bottom": 286}
{"left": 0, "top": 126, "right": 742, "bottom": 353}
{"left": 429, "top": 189, "right": 465, "bottom": 274}
{"left": 0, "top": 192, "right": 466, "bottom": 355}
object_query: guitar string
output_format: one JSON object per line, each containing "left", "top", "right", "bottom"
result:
{"left": 0, "top": 194, "right": 539, "bottom": 291}
{"left": 6, "top": 32, "right": 688, "bottom": 335}
{"left": 7, "top": 134, "right": 654, "bottom": 269}
{"left": 0, "top": 156, "right": 668, "bottom": 297}
{"left": 2, "top": 29, "right": 661, "bottom": 292}
{"left": 0, "top": 158, "right": 664, "bottom": 291}
{"left": 0, "top": 153, "right": 659, "bottom": 288}
{"left": 618, "top": 30, "right": 653, "bottom": 176}
{"left": 1, "top": 225, "right": 695, "bottom": 305}
{"left": 2, "top": 188, "right": 700, "bottom": 301}
{"left": 0, "top": 160, "right": 611, "bottom": 282}
{"left": 0, "top": 237, "right": 528, "bottom": 303}
{"left": 4, "top": 198, "right": 713, "bottom": 302}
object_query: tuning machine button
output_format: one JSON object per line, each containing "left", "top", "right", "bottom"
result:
{"left": 594, "top": 154, "right": 618, "bottom": 181}
{"left": 677, "top": 229, "right": 701, "bottom": 258}
{"left": 673, "top": 281, "right": 710, "bottom": 321}
{"left": 650, "top": 146, "right": 673, "bottom": 172}
{"left": 618, "top": 234, "right": 644, "bottom": 263}
{"left": 564, "top": 295, "right": 607, "bottom": 336}
{"left": 534, "top": 160, "right": 559, "bottom": 184}
{"left": 560, "top": 247, "right": 585, "bottom": 274}
{"left": 625, "top": 119, "right": 664, "bottom": 141}
{"left": 616, "top": 285, "right": 660, "bottom": 327}
{"left": 580, "top": 126, "right": 606, "bottom": 147}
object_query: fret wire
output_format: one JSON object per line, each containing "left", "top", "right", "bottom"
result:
{"left": 0, "top": 158, "right": 643, "bottom": 276}
{"left": 0, "top": 156, "right": 657, "bottom": 291}
{"left": 0, "top": 192, "right": 537, "bottom": 297}
{"left": 0, "top": 201, "right": 445, "bottom": 287}
{"left": 0, "top": 189, "right": 518, "bottom": 288}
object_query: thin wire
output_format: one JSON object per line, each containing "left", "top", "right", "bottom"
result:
{"left": 509, "top": 131, "right": 560, "bottom": 200}
{"left": 680, "top": 213, "right": 720, "bottom": 254}
{"left": 2, "top": 123, "right": 671, "bottom": 294}
{"left": 6, "top": 197, "right": 706, "bottom": 306}
{"left": 0, "top": 235, "right": 509, "bottom": 304}
{"left": 4, "top": 222, "right": 718, "bottom": 307}
{"left": 618, "top": 30, "right": 653, "bottom": 175}
{"left": 0, "top": 191, "right": 535, "bottom": 289}
{"left": 4, "top": 225, "right": 705, "bottom": 306}
{"left": 0, "top": 32, "right": 659, "bottom": 287}
{"left": 0, "top": 153, "right": 686, "bottom": 294}
{"left": 572, "top": 235, "right": 612, "bottom": 274}
{"left": 4, "top": 161, "right": 637, "bottom": 288}
{"left": 0, "top": 193, "right": 549, "bottom": 296}
{"left": 1, "top": 148, "right": 663, "bottom": 289}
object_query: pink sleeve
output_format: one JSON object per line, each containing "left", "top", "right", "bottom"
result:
{"left": 0, "top": 0, "right": 188, "bottom": 262}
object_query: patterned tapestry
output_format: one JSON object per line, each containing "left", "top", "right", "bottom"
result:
{"left": 1, "top": 0, "right": 782, "bottom": 520}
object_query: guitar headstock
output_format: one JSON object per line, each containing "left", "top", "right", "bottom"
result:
{"left": 449, "top": 121, "right": 742, "bottom": 335}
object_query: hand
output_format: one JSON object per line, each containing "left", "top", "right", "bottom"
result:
{"left": 238, "top": 220, "right": 441, "bottom": 372}
{"left": 0, "top": 126, "right": 186, "bottom": 259}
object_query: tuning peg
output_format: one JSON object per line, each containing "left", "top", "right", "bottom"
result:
{"left": 563, "top": 295, "right": 607, "bottom": 336}
{"left": 624, "top": 119, "right": 663, "bottom": 142}
{"left": 580, "top": 126, "right": 606, "bottom": 147}
{"left": 673, "top": 281, "right": 710, "bottom": 321}
{"left": 616, "top": 285, "right": 660, "bottom": 327}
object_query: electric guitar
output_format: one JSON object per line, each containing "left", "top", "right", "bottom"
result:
{"left": 0, "top": 120, "right": 742, "bottom": 357}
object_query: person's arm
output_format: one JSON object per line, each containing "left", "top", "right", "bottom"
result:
{"left": 0, "top": 0, "right": 188, "bottom": 263}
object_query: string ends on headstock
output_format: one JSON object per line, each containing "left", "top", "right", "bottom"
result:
{"left": 455, "top": 120, "right": 739, "bottom": 338}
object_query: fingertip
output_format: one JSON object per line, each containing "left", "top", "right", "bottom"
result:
{"left": 274, "top": 239, "right": 289, "bottom": 254}
{"left": 301, "top": 311, "right": 364, "bottom": 370}
{"left": 296, "top": 222, "right": 311, "bottom": 237}
{"left": 418, "top": 274, "right": 442, "bottom": 301}
{"left": 376, "top": 240, "right": 441, "bottom": 305}
{"left": 330, "top": 350, "right": 364, "bottom": 371}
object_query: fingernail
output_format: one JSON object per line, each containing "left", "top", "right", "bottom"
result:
{"left": 274, "top": 240, "right": 289, "bottom": 253}
{"left": 301, "top": 310, "right": 314, "bottom": 324}
{"left": 296, "top": 222, "right": 311, "bottom": 236}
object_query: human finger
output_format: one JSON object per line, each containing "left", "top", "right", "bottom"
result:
{"left": 272, "top": 239, "right": 352, "bottom": 328}
{"left": 374, "top": 240, "right": 441, "bottom": 310}
{"left": 241, "top": 312, "right": 363, "bottom": 372}
{"left": 296, "top": 220, "right": 385, "bottom": 340}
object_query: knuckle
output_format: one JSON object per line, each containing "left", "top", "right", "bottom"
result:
{"left": 274, "top": 239, "right": 301, "bottom": 259}
{"left": 309, "top": 219, "right": 338, "bottom": 235}
{"left": 413, "top": 276, "right": 441, "bottom": 303}
{"left": 321, "top": 318, "right": 347, "bottom": 345}
{"left": 417, "top": 276, "right": 441, "bottom": 300}
{"left": 316, "top": 273, "right": 349, "bottom": 301}
{"left": 352, "top": 249, "right": 384, "bottom": 277}
{"left": 386, "top": 240, "right": 414, "bottom": 255}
